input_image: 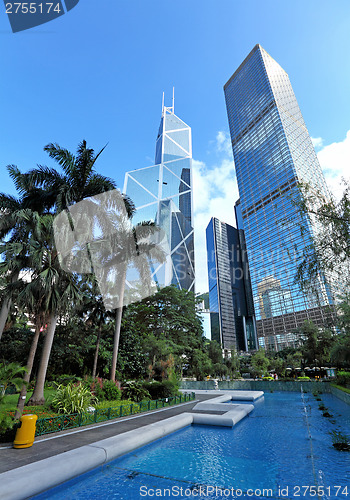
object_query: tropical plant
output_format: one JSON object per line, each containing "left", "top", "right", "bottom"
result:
{"left": 0, "top": 362, "right": 27, "bottom": 403}
{"left": 121, "top": 381, "right": 151, "bottom": 402}
{"left": 0, "top": 165, "right": 52, "bottom": 340}
{"left": 142, "top": 380, "right": 179, "bottom": 399}
{"left": 51, "top": 383, "right": 95, "bottom": 414}
{"left": 14, "top": 140, "right": 129, "bottom": 405}
{"left": 101, "top": 380, "right": 121, "bottom": 401}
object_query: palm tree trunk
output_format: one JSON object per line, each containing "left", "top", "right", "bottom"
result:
{"left": 0, "top": 297, "right": 11, "bottom": 342}
{"left": 110, "top": 265, "right": 127, "bottom": 383}
{"left": 110, "top": 306, "right": 123, "bottom": 382}
{"left": 92, "top": 325, "right": 102, "bottom": 379}
{"left": 27, "top": 312, "right": 57, "bottom": 406}
{"left": 0, "top": 271, "right": 20, "bottom": 341}
{"left": 14, "top": 323, "right": 41, "bottom": 419}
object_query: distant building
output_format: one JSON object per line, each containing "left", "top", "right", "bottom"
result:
{"left": 224, "top": 45, "right": 334, "bottom": 350}
{"left": 124, "top": 95, "right": 195, "bottom": 292}
{"left": 206, "top": 217, "right": 258, "bottom": 351}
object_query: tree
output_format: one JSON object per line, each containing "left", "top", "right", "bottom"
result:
{"left": 207, "top": 340, "right": 223, "bottom": 365}
{"left": 191, "top": 349, "right": 212, "bottom": 381}
{"left": 77, "top": 277, "right": 110, "bottom": 379}
{"left": 299, "top": 320, "right": 334, "bottom": 368}
{"left": 330, "top": 294, "right": 350, "bottom": 367}
{"left": 0, "top": 362, "right": 27, "bottom": 404}
{"left": 251, "top": 349, "right": 270, "bottom": 377}
{"left": 0, "top": 165, "right": 54, "bottom": 341}
{"left": 10, "top": 214, "right": 82, "bottom": 406}
{"left": 295, "top": 179, "right": 350, "bottom": 294}
{"left": 119, "top": 285, "right": 206, "bottom": 380}
{"left": 3, "top": 140, "right": 124, "bottom": 405}
{"left": 107, "top": 221, "right": 166, "bottom": 382}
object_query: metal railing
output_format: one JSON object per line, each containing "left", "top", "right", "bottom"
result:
{"left": 35, "top": 392, "right": 195, "bottom": 436}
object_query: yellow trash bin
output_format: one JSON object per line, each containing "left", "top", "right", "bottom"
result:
{"left": 13, "top": 414, "right": 38, "bottom": 449}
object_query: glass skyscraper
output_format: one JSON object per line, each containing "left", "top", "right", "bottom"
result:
{"left": 206, "top": 217, "right": 257, "bottom": 351}
{"left": 224, "top": 45, "right": 333, "bottom": 350}
{"left": 124, "top": 99, "right": 195, "bottom": 292}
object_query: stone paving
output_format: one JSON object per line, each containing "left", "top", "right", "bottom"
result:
{"left": 0, "top": 394, "right": 216, "bottom": 474}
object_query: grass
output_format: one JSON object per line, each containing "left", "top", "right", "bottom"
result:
{"left": 0, "top": 389, "right": 57, "bottom": 417}
{"left": 330, "top": 383, "right": 350, "bottom": 394}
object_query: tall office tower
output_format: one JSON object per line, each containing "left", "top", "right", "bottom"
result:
{"left": 224, "top": 45, "right": 333, "bottom": 350}
{"left": 206, "top": 217, "right": 258, "bottom": 351}
{"left": 124, "top": 96, "right": 195, "bottom": 292}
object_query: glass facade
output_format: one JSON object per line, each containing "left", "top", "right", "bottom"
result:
{"left": 124, "top": 104, "right": 195, "bottom": 292}
{"left": 206, "top": 217, "right": 258, "bottom": 351}
{"left": 224, "top": 45, "right": 334, "bottom": 350}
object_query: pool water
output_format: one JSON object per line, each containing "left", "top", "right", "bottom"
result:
{"left": 35, "top": 392, "right": 350, "bottom": 499}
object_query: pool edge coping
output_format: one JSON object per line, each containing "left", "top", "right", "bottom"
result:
{"left": 0, "top": 391, "right": 259, "bottom": 500}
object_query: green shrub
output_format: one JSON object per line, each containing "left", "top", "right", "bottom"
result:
{"left": 54, "top": 374, "right": 82, "bottom": 386}
{"left": 82, "top": 377, "right": 121, "bottom": 402}
{"left": 297, "top": 376, "right": 310, "bottom": 380}
{"left": 89, "top": 377, "right": 105, "bottom": 401}
{"left": 122, "top": 381, "right": 151, "bottom": 402}
{"left": 0, "top": 412, "right": 19, "bottom": 443}
{"left": 142, "top": 380, "right": 179, "bottom": 399}
{"left": 0, "top": 362, "right": 27, "bottom": 403}
{"left": 102, "top": 380, "right": 121, "bottom": 401}
{"left": 336, "top": 371, "right": 350, "bottom": 387}
{"left": 51, "top": 383, "right": 95, "bottom": 414}
{"left": 95, "top": 399, "right": 133, "bottom": 410}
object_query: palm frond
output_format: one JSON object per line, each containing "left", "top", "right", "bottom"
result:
{"left": 0, "top": 193, "right": 21, "bottom": 211}
{"left": 44, "top": 143, "right": 76, "bottom": 176}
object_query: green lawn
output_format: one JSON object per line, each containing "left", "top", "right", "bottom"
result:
{"left": 0, "top": 389, "right": 57, "bottom": 417}
{"left": 331, "top": 383, "right": 350, "bottom": 394}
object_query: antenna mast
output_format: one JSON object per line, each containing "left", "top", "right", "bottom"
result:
{"left": 172, "top": 86, "right": 175, "bottom": 113}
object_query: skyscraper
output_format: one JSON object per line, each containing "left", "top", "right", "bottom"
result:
{"left": 206, "top": 217, "right": 257, "bottom": 351}
{"left": 124, "top": 96, "right": 195, "bottom": 292}
{"left": 224, "top": 45, "right": 333, "bottom": 350}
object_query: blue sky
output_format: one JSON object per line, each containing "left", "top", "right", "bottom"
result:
{"left": 1, "top": 0, "right": 350, "bottom": 293}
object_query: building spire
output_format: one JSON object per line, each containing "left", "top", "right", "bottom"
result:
{"left": 162, "top": 88, "right": 175, "bottom": 116}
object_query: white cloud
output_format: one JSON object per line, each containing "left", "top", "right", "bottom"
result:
{"left": 193, "top": 132, "right": 238, "bottom": 294}
{"left": 316, "top": 130, "right": 350, "bottom": 199}
{"left": 215, "top": 130, "right": 232, "bottom": 155}
{"left": 311, "top": 136, "right": 324, "bottom": 150}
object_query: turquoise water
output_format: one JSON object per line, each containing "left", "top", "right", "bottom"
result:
{"left": 34, "top": 392, "right": 350, "bottom": 499}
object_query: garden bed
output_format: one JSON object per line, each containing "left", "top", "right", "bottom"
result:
{"left": 35, "top": 393, "right": 196, "bottom": 436}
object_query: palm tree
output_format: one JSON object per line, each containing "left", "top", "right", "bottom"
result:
{"left": 1, "top": 212, "right": 81, "bottom": 407}
{"left": 0, "top": 166, "right": 54, "bottom": 341}
{"left": 77, "top": 276, "right": 110, "bottom": 379}
{"left": 23, "top": 140, "right": 134, "bottom": 216}
{"left": 95, "top": 219, "right": 166, "bottom": 382}
{"left": 22, "top": 140, "right": 132, "bottom": 404}
{"left": 25, "top": 215, "right": 82, "bottom": 405}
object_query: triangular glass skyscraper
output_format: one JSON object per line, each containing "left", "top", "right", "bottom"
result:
{"left": 124, "top": 95, "right": 195, "bottom": 292}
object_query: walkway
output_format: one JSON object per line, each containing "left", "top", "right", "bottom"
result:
{"left": 0, "top": 394, "right": 216, "bottom": 474}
